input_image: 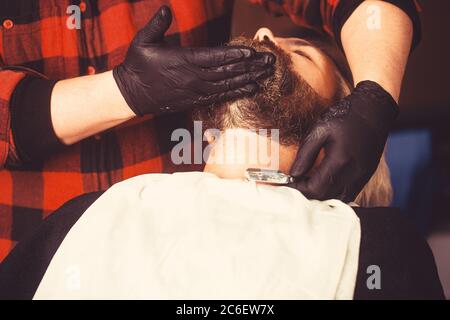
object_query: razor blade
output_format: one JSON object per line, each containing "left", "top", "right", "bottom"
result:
{"left": 245, "top": 168, "right": 294, "bottom": 185}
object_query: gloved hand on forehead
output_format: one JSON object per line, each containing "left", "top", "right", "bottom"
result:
{"left": 288, "top": 81, "right": 399, "bottom": 203}
{"left": 113, "top": 5, "right": 275, "bottom": 116}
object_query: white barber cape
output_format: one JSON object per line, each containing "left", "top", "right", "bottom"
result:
{"left": 34, "top": 172, "right": 361, "bottom": 300}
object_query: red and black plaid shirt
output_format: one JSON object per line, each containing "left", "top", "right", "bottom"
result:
{"left": 0, "top": 0, "right": 421, "bottom": 261}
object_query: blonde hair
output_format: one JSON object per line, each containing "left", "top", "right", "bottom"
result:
{"left": 355, "top": 150, "right": 393, "bottom": 207}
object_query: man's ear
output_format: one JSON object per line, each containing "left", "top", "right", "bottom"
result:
{"left": 204, "top": 129, "right": 221, "bottom": 144}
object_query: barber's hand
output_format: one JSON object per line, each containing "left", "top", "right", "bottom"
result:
{"left": 288, "top": 81, "right": 399, "bottom": 202}
{"left": 113, "top": 5, "right": 275, "bottom": 116}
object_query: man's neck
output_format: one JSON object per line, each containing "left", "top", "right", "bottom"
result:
{"left": 203, "top": 128, "right": 295, "bottom": 180}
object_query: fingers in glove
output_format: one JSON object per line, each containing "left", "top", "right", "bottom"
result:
{"left": 206, "top": 68, "right": 273, "bottom": 93}
{"left": 186, "top": 46, "right": 274, "bottom": 68}
{"left": 288, "top": 154, "right": 345, "bottom": 200}
{"left": 195, "top": 83, "right": 259, "bottom": 106}
{"left": 290, "top": 129, "right": 328, "bottom": 178}
{"left": 289, "top": 137, "right": 355, "bottom": 200}
{"left": 200, "top": 52, "right": 276, "bottom": 81}
{"left": 135, "top": 5, "right": 172, "bottom": 44}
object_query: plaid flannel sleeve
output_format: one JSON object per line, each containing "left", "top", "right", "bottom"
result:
{"left": 249, "top": 0, "right": 421, "bottom": 50}
{"left": 0, "top": 64, "right": 60, "bottom": 168}
{"left": 0, "top": 68, "right": 27, "bottom": 168}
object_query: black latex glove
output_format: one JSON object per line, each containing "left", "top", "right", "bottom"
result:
{"left": 113, "top": 5, "right": 275, "bottom": 116}
{"left": 288, "top": 81, "right": 399, "bottom": 202}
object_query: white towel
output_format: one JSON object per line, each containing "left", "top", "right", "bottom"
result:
{"left": 34, "top": 172, "right": 361, "bottom": 300}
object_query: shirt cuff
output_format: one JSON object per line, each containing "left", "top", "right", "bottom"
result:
{"left": 10, "top": 76, "right": 63, "bottom": 163}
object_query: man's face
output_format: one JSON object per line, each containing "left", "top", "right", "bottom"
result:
{"left": 203, "top": 28, "right": 345, "bottom": 181}
{"left": 254, "top": 28, "right": 344, "bottom": 101}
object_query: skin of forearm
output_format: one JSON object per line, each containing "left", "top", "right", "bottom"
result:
{"left": 341, "top": 0, "right": 413, "bottom": 102}
{"left": 50, "top": 70, "right": 135, "bottom": 145}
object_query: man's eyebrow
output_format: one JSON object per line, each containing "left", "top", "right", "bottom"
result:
{"left": 293, "top": 49, "right": 313, "bottom": 62}
{"left": 291, "top": 38, "right": 311, "bottom": 46}
{"left": 290, "top": 39, "right": 314, "bottom": 62}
